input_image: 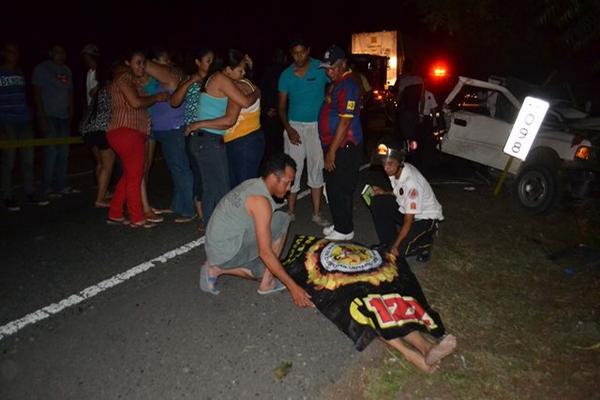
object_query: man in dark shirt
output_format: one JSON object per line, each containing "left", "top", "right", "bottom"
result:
{"left": 0, "top": 42, "right": 47, "bottom": 210}
{"left": 318, "top": 45, "right": 363, "bottom": 241}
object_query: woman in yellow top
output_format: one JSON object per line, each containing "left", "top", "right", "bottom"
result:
{"left": 185, "top": 50, "right": 264, "bottom": 188}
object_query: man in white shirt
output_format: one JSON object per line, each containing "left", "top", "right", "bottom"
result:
{"left": 369, "top": 139, "right": 443, "bottom": 262}
{"left": 81, "top": 44, "right": 99, "bottom": 107}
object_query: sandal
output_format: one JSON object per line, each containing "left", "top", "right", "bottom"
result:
{"left": 199, "top": 263, "right": 220, "bottom": 295}
{"left": 144, "top": 211, "right": 164, "bottom": 223}
{"left": 95, "top": 200, "right": 110, "bottom": 208}
{"left": 174, "top": 214, "right": 197, "bottom": 223}
{"left": 130, "top": 220, "right": 156, "bottom": 229}
{"left": 257, "top": 279, "right": 287, "bottom": 295}
{"left": 151, "top": 207, "right": 173, "bottom": 215}
{"left": 107, "top": 217, "right": 129, "bottom": 225}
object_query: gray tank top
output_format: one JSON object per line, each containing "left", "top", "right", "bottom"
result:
{"left": 205, "top": 178, "right": 275, "bottom": 265}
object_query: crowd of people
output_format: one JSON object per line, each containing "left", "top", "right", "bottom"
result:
{"left": 1, "top": 36, "right": 454, "bottom": 372}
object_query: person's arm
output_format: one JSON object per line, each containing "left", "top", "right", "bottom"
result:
{"left": 390, "top": 213, "right": 415, "bottom": 257}
{"left": 145, "top": 60, "right": 180, "bottom": 91}
{"left": 68, "top": 88, "right": 74, "bottom": 127}
{"left": 277, "top": 91, "right": 301, "bottom": 145}
{"left": 324, "top": 117, "right": 352, "bottom": 172}
{"left": 218, "top": 73, "right": 259, "bottom": 108}
{"left": 184, "top": 100, "right": 242, "bottom": 135}
{"left": 117, "top": 74, "right": 168, "bottom": 109}
{"left": 372, "top": 186, "right": 393, "bottom": 196}
{"left": 33, "top": 85, "right": 48, "bottom": 133}
{"left": 170, "top": 75, "right": 201, "bottom": 107}
{"left": 247, "top": 196, "right": 314, "bottom": 308}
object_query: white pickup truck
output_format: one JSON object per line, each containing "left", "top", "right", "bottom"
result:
{"left": 440, "top": 76, "right": 599, "bottom": 214}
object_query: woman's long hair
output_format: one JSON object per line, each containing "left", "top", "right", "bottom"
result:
{"left": 200, "top": 48, "right": 245, "bottom": 92}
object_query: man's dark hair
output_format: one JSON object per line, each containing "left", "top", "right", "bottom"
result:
{"left": 289, "top": 35, "right": 309, "bottom": 49}
{"left": 261, "top": 153, "right": 297, "bottom": 178}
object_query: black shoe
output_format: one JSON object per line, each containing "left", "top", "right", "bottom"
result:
{"left": 4, "top": 197, "right": 21, "bottom": 211}
{"left": 416, "top": 252, "right": 431, "bottom": 263}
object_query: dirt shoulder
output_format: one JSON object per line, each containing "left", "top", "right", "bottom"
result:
{"left": 321, "top": 180, "right": 600, "bottom": 399}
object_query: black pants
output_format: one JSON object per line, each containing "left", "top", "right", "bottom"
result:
{"left": 370, "top": 194, "right": 439, "bottom": 256}
{"left": 324, "top": 144, "right": 361, "bottom": 234}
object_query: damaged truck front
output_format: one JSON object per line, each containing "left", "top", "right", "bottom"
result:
{"left": 439, "top": 76, "right": 599, "bottom": 214}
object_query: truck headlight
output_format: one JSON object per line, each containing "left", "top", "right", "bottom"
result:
{"left": 575, "top": 146, "right": 591, "bottom": 160}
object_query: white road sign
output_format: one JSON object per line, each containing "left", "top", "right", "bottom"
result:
{"left": 503, "top": 96, "right": 549, "bottom": 161}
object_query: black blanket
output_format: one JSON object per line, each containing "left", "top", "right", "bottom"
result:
{"left": 283, "top": 235, "right": 445, "bottom": 351}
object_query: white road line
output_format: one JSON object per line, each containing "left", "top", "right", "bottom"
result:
{"left": 0, "top": 162, "right": 372, "bottom": 342}
{"left": 0, "top": 237, "right": 205, "bottom": 341}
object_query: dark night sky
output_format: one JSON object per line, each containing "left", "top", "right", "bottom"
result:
{"left": 5, "top": 0, "right": 596, "bottom": 104}
{"left": 3, "top": 1, "right": 450, "bottom": 74}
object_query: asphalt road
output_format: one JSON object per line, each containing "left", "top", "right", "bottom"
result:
{"left": 0, "top": 152, "right": 403, "bottom": 400}
{"left": 0, "top": 121, "right": 495, "bottom": 399}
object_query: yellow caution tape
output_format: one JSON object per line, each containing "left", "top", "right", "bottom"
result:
{"left": 0, "top": 136, "right": 84, "bottom": 149}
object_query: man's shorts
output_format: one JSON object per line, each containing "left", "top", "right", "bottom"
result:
{"left": 283, "top": 121, "right": 324, "bottom": 193}
{"left": 216, "top": 211, "right": 290, "bottom": 278}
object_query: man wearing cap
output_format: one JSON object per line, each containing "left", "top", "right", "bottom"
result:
{"left": 318, "top": 45, "right": 363, "bottom": 241}
{"left": 370, "top": 139, "right": 443, "bottom": 262}
{"left": 278, "top": 36, "right": 330, "bottom": 227}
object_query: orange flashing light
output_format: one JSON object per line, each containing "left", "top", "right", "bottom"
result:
{"left": 575, "top": 146, "right": 590, "bottom": 160}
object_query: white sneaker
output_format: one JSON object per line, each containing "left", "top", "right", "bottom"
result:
{"left": 311, "top": 214, "right": 330, "bottom": 227}
{"left": 322, "top": 224, "right": 335, "bottom": 236}
{"left": 324, "top": 230, "right": 354, "bottom": 241}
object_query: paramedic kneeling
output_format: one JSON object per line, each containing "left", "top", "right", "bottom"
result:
{"left": 369, "top": 139, "right": 443, "bottom": 262}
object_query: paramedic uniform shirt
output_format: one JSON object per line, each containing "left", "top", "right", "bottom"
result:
{"left": 389, "top": 163, "right": 443, "bottom": 220}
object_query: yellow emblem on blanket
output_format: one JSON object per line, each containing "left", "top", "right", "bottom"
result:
{"left": 346, "top": 100, "right": 355, "bottom": 111}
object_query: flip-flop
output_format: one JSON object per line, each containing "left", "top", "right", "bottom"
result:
{"left": 200, "top": 264, "right": 220, "bottom": 295}
{"left": 174, "top": 214, "right": 197, "bottom": 223}
{"left": 106, "top": 217, "right": 129, "bottom": 225}
{"left": 257, "top": 279, "right": 287, "bottom": 295}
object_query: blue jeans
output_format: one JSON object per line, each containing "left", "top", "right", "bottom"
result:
{"left": 0, "top": 120, "right": 35, "bottom": 198}
{"left": 153, "top": 128, "right": 195, "bottom": 217}
{"left": 188, "top": 132, "right": 230, "bottom": 223}
{"left": 42, "top": 117, "right": 70, "bottom": 193}
{"left": 226, "top": 129, "right": 265, "bottom": 189}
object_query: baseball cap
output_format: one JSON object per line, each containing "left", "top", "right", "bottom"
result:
{"left": 319, "top": 45, "right": 346, "bottom": 68}
{"left": 81, "top": 44, "right": 100, "bottom": 57}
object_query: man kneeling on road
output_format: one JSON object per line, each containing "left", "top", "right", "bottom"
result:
{"left": 369, "top": 139, "right": 443, "bottom": 262}
{"left": 200, "top": 153, "right": 314, "bottom": 308}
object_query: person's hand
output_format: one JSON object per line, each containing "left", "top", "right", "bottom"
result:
{"left": 184, "top": 122, "right": 200, "bottom": 136}
{"left": 390, "top": 245, "right": 400, "bottom": 257}
{"left": 286, "top": 127, "right": 301, "bottom": 145}
{"left": 289, "top": 285, "right": 314, "bottom": 308}
{"left": 154, "top": 92, "right": 169, "bottom": 102}
{"left": 325, "top": 149, "right": 336, "bottom": 172}
{"left": 372, "top": 186, "right": 386, "bottom": 195}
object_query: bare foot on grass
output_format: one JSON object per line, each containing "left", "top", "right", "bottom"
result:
{"left": 404, "top": 350, "right": 440, "bottom": 373}
{"left": 425, "top": 334, "right": 457, "bottom": 365}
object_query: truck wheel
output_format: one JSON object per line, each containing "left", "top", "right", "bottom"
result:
{"left": 514, "top": 164, "right": 560, "bottom": 215}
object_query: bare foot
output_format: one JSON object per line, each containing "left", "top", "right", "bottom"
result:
{"left": 425, "top": 334, "right": 457, "bottom": 366}
{"left": 403, "top": 350, "right": 440, "bottom": 373}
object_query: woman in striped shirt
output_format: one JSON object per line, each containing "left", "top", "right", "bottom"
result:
{"left": 106, "top": 50, "right": 168, "bottom": 228}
